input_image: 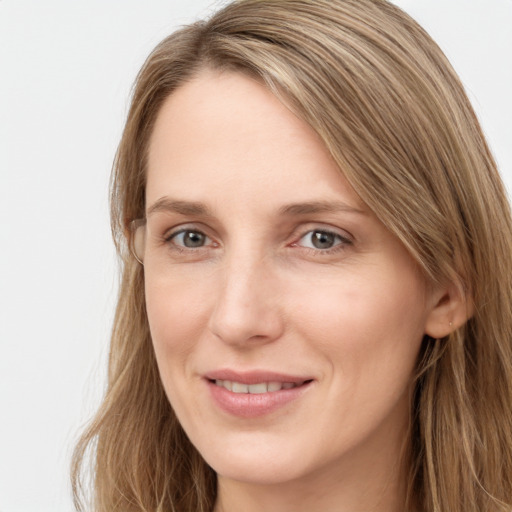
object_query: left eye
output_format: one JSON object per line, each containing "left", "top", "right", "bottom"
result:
{"left": 169, "top": 230, "right": 211, "bottom": 248}
{"left": 297, "top": 230, "right": 346, "bottom": 250}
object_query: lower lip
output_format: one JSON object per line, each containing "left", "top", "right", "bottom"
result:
{"left": 206, "top": 380, "right": 312, "bottom": 418}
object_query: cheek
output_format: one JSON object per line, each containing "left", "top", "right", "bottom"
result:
{"left": 290, "top": 267, "right": 427, "bottom": 382}
{"left": 145, "top": 272, "right": 210, "bottom": 368}
{"left": 293, "top": 271, "right": 426, "bottom": 446}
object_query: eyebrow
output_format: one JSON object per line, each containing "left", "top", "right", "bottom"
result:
{"left": 146, "top": 197, "right": 367, "bottom": 218}
{"left": 147, "top": 198, "right": 214, "bottom": 218}
{"left": 278, "top": 200, "right": 367, "bottom": 216}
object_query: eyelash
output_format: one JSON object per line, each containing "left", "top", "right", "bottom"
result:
{"left": 163, "top": 227, "right": 353, "bottom": 255}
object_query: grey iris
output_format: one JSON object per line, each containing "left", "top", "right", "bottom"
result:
{"left": 312, "top": 231, "right": 335, "bottom": 249}
{"left": 184, "top": 231, "right": 206, "bottom": 248}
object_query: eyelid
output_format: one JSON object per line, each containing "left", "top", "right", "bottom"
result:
{"left": 162, "top": 222, "right": 212, "bottom": 239}
{"left": 164, "top": 227, "right": 206, "bottom": 241}
{"left": 294, "top": 225, "right": 353, "bottom": 243}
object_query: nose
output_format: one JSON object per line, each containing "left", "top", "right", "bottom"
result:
{"left": 208, "top": 255, "right": 285, "bottom": 347}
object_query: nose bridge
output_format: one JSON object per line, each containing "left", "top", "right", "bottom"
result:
{"left": 208, "top": 245, "right": 283, "bottom": 346}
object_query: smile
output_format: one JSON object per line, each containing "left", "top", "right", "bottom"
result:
{"left": 213, "top": 379, "right": 304, "bottom": 393}
{"left": 205, "top": 372, "right": 314, "bottom": 418}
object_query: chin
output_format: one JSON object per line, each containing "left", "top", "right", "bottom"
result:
{"left": 212, "top": 457, "right": 306, "bottom": 486}
{"left": 193, "top": 431, "right": 322, "bottom": 486}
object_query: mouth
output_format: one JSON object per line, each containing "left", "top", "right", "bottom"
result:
{"left": 204, "top": 371, "right": 314, "bottom": 417}
{"left": 209, "top": 379, "right": 311, "bottom": 394}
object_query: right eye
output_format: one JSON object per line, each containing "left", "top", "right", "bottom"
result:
{"left": 167, "top": 229, "right": 212, "bottom": 249}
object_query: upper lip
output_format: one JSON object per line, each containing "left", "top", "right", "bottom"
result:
{"left": 204, "top": 369, "right": 313, "bottom": 385}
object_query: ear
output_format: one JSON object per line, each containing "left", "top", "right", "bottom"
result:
{"left": 129, "top": 219, "right": 146, "bottom": 264}
{"left": 424, "top": 279, "right": 473, "bottom": 339}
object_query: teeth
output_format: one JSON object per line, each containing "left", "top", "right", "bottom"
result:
{"left": 232, "top": 382, "right": 249, "bottom": 393}
{"left": 248, "top": 383, "right": 267, "bottom": 394}
{"left": 268, "top": 381, "right": 282, "bottom": 392}
{"left": 215, "top": 379, "right": 232, "bottom": 391}
{"left": 214, "top": 380, "right": 301, "bottom": 393}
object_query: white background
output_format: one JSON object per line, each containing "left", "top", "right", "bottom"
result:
{"left": 0, "top": 1, "right": 510, "bottom": 511}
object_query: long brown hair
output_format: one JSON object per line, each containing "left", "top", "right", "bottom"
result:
{"left": 72, "top": 1, "right": 512, "bottom": 510}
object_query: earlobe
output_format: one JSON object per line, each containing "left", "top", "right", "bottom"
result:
{"left": 424, "top": 280, "right": 473, "bottom": 339}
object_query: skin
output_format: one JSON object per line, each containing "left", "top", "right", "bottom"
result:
{"left": 143, "top": 68, "right": 453, "bottom": 512}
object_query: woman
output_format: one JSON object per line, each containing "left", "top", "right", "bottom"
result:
{"left": 72, "top": 0, "right": 512, "bottom": 511}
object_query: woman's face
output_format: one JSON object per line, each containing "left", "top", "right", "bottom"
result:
{"left": 144, "top": 69, "right": 439, "bottom": 488}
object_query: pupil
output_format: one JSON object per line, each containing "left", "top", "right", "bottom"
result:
{"left": 312, "top": 231, "right": 334, "bottom": 249}
{"left": 184, "top": 231, "right": 205, "bottom": 248}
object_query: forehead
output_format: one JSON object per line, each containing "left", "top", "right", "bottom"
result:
{"left": 146, "top": 68, "right": 365, "bottom": 214}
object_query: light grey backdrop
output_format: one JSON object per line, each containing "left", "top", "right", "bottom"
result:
{"left": 0, "top": 1, "right": 510, "bottom": 511}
